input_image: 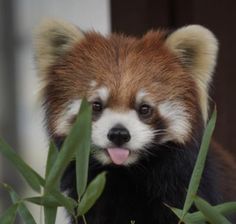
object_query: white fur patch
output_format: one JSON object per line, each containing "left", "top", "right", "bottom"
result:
{"left": 90, "top": 80, "right": 97, "bottom": 88}
{"left": 55, "top": 99, "right": 81, "bottom": 135}
{"left": 92, "top": 109, "right": 155, "bottom": 165}
{"left": 136, "top": 89, "right": 156, "bottom": 108}
{"left": 89, "top": 86, "right": 109, "bottom": 103}
{"left": 158, "top": 101, "right": 191, "bottom": 144}
{"left": 136, "top": 89, "right": 148, "bottom": 104}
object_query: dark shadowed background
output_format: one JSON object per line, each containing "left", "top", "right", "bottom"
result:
{"left": 0, "top": 0, "right": 235, "bottom": 222}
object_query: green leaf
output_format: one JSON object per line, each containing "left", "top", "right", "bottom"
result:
{"left": 17, "top": 203, "right": 36, "bottom": 224}
{"left": 25, "top": 170, "right": 76, "bottom": 215}
{"left": 181, "top": 107, "right": 217, "bottom": 219}
{"left": 25, "top": 195, "right": 61, "bottom": 207}
{"left": 45, "top": 141, "right": 59, "bottom": 179}
{"left": 212, "top": 202, "right": 236, "bottom": 216}
{"left": 190, "top": 202, "right": 236, "bottom": 222}
{"left": 166, "top": 204, "right": 201, "bottom": 224}
{"left": 167, "top": 201, "right": 236, "bottom": 223}
{"left": 0, "top": 203, "right": 18, "bottom": 224}
{"left": 78, "top": 172, "right": 106, "bottom": 216}
{"left": 0, "top": 183, "right": 36, "bottom": 224}
{"left": 44, "top": 206, "right": 57, "bottom": 224}
{"left": 25, "top": 192, "right": 77, "bottom": 215}
{"left": 0, "top": 138, "right": 42, "bottom": 192}
{"left": 45, "top": 99, "right": 92, "bottom": 192}
{"left": 75, "top": 100, "right": 92, "bottom": 198}
{"left": 194, "top": 196, "right": 231, "bottom": 224}
{"left": 50, "top": 190, "right": 77, "bottom": 215}
{"left": 44, "top": 141, "right": 59, "bottom": 224}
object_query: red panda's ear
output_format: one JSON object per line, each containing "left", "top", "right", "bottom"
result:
{"left": 34, "top": 19, "right": 84, "bottom": 76}
{"left": 166, "top": 25, "right": 218, "bottom": 85}
{"left": 165, "top": 25, "right": 218, "bottom": 122}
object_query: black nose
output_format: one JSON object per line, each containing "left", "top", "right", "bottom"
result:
{"left": 107, "top": 125, "right": 131, "bottom": 146}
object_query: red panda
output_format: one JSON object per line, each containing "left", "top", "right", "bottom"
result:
{"left": 34, "top": 20, "right": 236, "bottom": 223}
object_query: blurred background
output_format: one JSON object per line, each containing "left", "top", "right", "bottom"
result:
{"left": 0, "top": 0, "right": 235, "bottom": 223}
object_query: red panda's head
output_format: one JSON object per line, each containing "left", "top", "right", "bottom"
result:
{"left": 35, "top": 20, "right": 218, "bottom": 166}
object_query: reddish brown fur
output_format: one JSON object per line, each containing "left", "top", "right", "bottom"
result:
{"left": 42, "top": 29, "right": 236, "bottom": 214}
{"left": 43, "top": 31, "right": 201, "bottom": 140}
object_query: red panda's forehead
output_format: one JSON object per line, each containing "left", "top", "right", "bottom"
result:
{"left": 69, "top": 33, "right": 193, "bottom": 107}
{"left": 53, "top": 32, "right": 196, "bottom": 110}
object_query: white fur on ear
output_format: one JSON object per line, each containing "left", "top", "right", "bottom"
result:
{"left": 166, "top": 25, "right": 218, "bottom": 123}
{"left": 34, "top": 19, "right": 84, "bottom": 76}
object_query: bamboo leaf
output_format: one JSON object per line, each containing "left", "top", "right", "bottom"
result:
{"left": 25, "top": 192, "right": 77, "bottom": 215}
{"left": 50, "top": 190, "right": 77, "bottom": 215}
{"left": 18, "top": 168, "right": 76, "bottom": 215}
{"left": 181, "top": 107, "right": 217, "bottom": 219}
{"left": 194, "top": 196, "right": 231, "bottom": 224}
{"left": 0, "top": 203, "right": 18, "bottom": 224}
{"left": 75, "top": 100, "right": 92, "bottom": 198}
{"left": 25, "top": 195, "right": 61, "bottom": 207}
{"left": 0, "top": 183, "right": 36, "bottom": 224}
{"left": 0, "top": 138, "right": 41, "bottom": 192}
{"left": 44, "top": 141, "right": 59, "bottom": 224}
{"left": 166, "top": 204, "right": 201, "bottom": 224}
{"left": 44, "top": 206, "right": 57, "bottom": 224}
{"left": 17, "top": 203, "right": 36, "bottom": 224}
{"left": 25, "top": 173, "right": 72, "bottom": 212}
{"left": 51, "top": 191, "right": 75, "bottom": 213}
{"left": 45, "top": 141, "right": 58, "bottom": 179}
{"left": 168, "top": 201, "right": 236, "bottom": 223}
{"left": 45, "top": 99, "right": 92, "bottom": 193}
{"left": 78, "top": 172, "right": 106, "bottom": 216}
{"left": 190, "top": 202, "right": 236, "bottom": 222}
{"left": 28, "top": 187, "right": 77, "bottom": 215}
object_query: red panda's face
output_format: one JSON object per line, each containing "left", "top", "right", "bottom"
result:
{"left": 35, "top": 21, "right": 218, "bottom": 166}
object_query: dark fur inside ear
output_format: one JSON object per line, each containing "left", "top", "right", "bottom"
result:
{"left": 165, "top": 25, "right": 218, "bottom": 123}
{"left": 34, "top": 19, "right": 84, "bottom": 75}
{"left": 51, "top": 30, "right": 70, "bottom": 48}
{"left": 176, "top": 44, "right": 197, "bottom": 68}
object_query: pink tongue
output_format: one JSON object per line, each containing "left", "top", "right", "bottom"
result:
{"left": 107, "top": 148, "right": 130, "bottom": 165}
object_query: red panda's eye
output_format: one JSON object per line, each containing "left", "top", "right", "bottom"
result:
{"left": 138, "top": 104, "right": 152, "bottom": 117}
{"left": 92, "top": 101, "right": 103, "bottom": 112}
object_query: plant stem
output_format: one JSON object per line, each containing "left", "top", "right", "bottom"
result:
{"left": 74, "top": 215, "right": 78, "bottom": 224}
{"left": 82, "top": 215, "right": 87, "bottom": 224}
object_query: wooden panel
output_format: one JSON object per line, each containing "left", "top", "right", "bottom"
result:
{"left": 192, "top": 0, "right": 236, "bottom": 155}
{"left": 111, "top": 0, "right": 171, "bottom": 36}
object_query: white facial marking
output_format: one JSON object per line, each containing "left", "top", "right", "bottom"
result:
{"left": 136, "top": 89, "right": 155, "bottom": 107}
{"left": 90, "top": 80, "right": 97, "bottom": 88}
{"left": 92, "top": 109, "right": 154, "bottom": 165}
{"left": 136, "top": 89, "right": 148, "bottom": 104}
{"left": 55, "top": 99, "right": 81, "bottom": 135}
{"left": 158, "top": 101, "right": 191, "bottom": 144}
{"left": 97, "top": 86, "right": 109, "bottom": 102}
{"left": 89, "top": 86, "right": 109, "bottom": 103}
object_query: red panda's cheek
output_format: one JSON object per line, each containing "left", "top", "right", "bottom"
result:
{"left": 53, "top": 99, "right": 82, "bottom": 136}
{"left": 158, "top": 101, "right": 192, "bottom": 144}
